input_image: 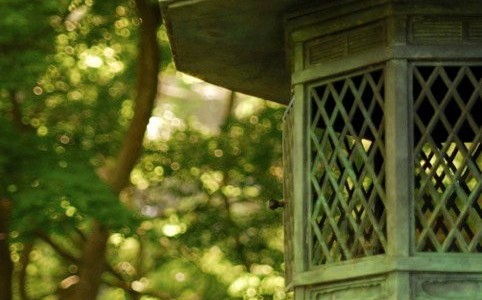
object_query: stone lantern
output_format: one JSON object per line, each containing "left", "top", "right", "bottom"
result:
{"left": 161, "top": 0, "right": 482, "bottom": 299}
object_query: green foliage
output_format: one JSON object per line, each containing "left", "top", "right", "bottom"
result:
{"left": 3, "top": 132, "right": 137, "bottom": 238}
{"left": 125, "top": 99, "right": 287, "bottom": 299}
{"left": 0, "top": 0, "right": 143, "bottom": 238}
{"left": 0, "top": 117, "right": 26, "bottom": 195}
{"left": 0, "top": 0, "right": 287, "bottom": 299}
{"left": 0, "top": 0, "right": 67, "bottom": 90}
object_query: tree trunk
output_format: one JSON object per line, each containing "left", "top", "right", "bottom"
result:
{"left": 64, "top": 222, "right": 109, "bottom": 300}
{"left": 0, "top": 199, "right": 13, "bottom": 300}
{"left": 109, "top": 0, "right": 161, "bottom": 194}
{"left": 65, "top": 1, "right": 161, "bottom": 299}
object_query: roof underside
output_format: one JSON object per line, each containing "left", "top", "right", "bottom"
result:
{"left": 162, "top": 0, "right": 308, "bottom": 105}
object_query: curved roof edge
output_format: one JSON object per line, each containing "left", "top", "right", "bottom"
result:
{"left": 161, "top": 0, "right": 304, "bottom": 104}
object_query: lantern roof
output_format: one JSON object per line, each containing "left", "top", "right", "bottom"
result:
{"left": 161, "top": 0, "right": 316, "bottom": 104}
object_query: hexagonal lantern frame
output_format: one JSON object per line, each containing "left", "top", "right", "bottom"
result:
{"left": 162, "top": 0, "right": 482, "bottom": 299}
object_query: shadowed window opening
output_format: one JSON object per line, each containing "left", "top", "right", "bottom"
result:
{"left": 413, "top": 64, "right": 482, "bottom": 253}
{"left": 309, "top": 67, "right": 387, "bottom": 265}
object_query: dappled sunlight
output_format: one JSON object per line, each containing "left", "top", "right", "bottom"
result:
{"left": 161, "top": 223, "right": 182, "bottom": 237}
{"left": 0, "top": 1, "right": 287, "bottom": 299}
{"left": 131, "top": 277, "right": 149, "bottom": 292}
{"left": 227, "top": 265, "right": 288, "bottom": 299}
{"left": 146, "top": 110, "right": 184, "bottom": 141}
{"left": 84, "top": 54, "right": 103, "bottom": 68}
{"left": 235, "top": 97, "right": 266, "bottom": 119}
{"left": 160, "top": 215, "right": 187, "bottom": 237}
{"left": 199, "top": 246, "right": 245, "bottom": 283}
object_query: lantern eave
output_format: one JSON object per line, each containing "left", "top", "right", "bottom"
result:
{"left": 161, "top": 0, "right": 313, "bottom": 104}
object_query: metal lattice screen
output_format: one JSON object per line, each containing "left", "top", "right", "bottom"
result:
{"left": 413, "top": 64, "right": 482, "bottom": 253}
{"left": 309, "top": 68, "right": 387, "bottom": 265}
{"left": 283, "top": 101, "right": 295, "bottom": 285}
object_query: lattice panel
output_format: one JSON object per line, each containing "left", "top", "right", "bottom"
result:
{"left": 309, "top": 69, "right": 387, "bottom": 265}
{"left": 413, "top": 65, "right": 482, "bottom": 253}
{"left": 283, "top": 100, "right": 294, "bottom": 285}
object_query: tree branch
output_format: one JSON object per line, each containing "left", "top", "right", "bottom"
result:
{"left": 219, "top": 91, "right": 251, "bottom": 270}
{"left": 0, "top": 198, "right": 13, "bottom": 300}
{"left": 68, "top": 1, "right": 162, "bottom": 299}
{"left": 134, "top": 234, "right": 146, "bottom": 277}
{"left": 74, "top": 227, "right": 87, "bottom": 242}
{"left": 103, "top": 277, "right": 174, "bottom": 300}
{"left": 221, "top": 91, "right": 236, "bottom": 130}
{"left": 108, "top": 0, "right": 161, "bottom": 193}
{"left": 104, "top": 261, "right": 127, "bottom": 283}
{"left": 8, "top": 90, "right": 30, "bottom": 132}
{"left": 35, "top": 231, "right": 79, "bottom": 263}
{"left": 18, "top": 242, "right": 34, "bottom": 300}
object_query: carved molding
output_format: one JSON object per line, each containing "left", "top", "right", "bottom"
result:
{"left": 410, "top": 16, "right": 482, "bottom": 44}
{"left": 305, "top": 22, "right": 386, "bottom": 67}
{"left": 413, "top": 274, "right": 482, "bottom": 299}
{"left": 309, "top": 277, "right": 387, "bottom": 300}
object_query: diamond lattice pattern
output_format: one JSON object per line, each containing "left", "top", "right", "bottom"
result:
{"left": 283, "top": 101, "right": 295, "bottom": 285}
{"left": 309, "top": 69, "right": 387, "bottom": 265}
{"left": 413, "top": 65, "right": 482, "bottom": 253}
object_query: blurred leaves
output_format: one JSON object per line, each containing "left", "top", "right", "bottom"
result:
{"left": 0, "top": 0, "right": 67, "bottom": 90}
{"left": 0, "top": 125, "right": 137, "bottom": 238}
{"left": 126, "top": 97, "right": 287, "bottom": 299}
{"left": 0, "top": 0, "right": 287, "bottom": 299}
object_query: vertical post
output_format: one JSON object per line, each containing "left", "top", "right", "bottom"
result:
{"left": 385, "top": 59, "right": 411, "bottom": 299}
{"left": 292, "top": 41, "right": 308, "bottom": 289}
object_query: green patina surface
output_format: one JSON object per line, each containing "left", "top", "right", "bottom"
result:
{"left": 161, "top": 0, "right": 318, "bottom": 104}
{"left": 163, "top": 0, "right": 482, "bottom": 299}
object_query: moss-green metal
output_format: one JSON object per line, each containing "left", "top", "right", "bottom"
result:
{"left": 162, "top": 0, "right": 482, "bottom": 298}
{"left": 286, "top": 1, "right": 482, "bottom": 299}
{"left": 161, "top": 0, "right": 318, "bottom": 104}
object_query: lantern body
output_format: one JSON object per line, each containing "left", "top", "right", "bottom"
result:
{"left": 162, "top": 0, "right": 482, "bottom": 298}
{"left": 284, "top": 1, "right": 482, "bottom": 298}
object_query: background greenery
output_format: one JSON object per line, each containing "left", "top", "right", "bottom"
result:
{"left": 0, "top": 0, "right": 287, "bottom": 299}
